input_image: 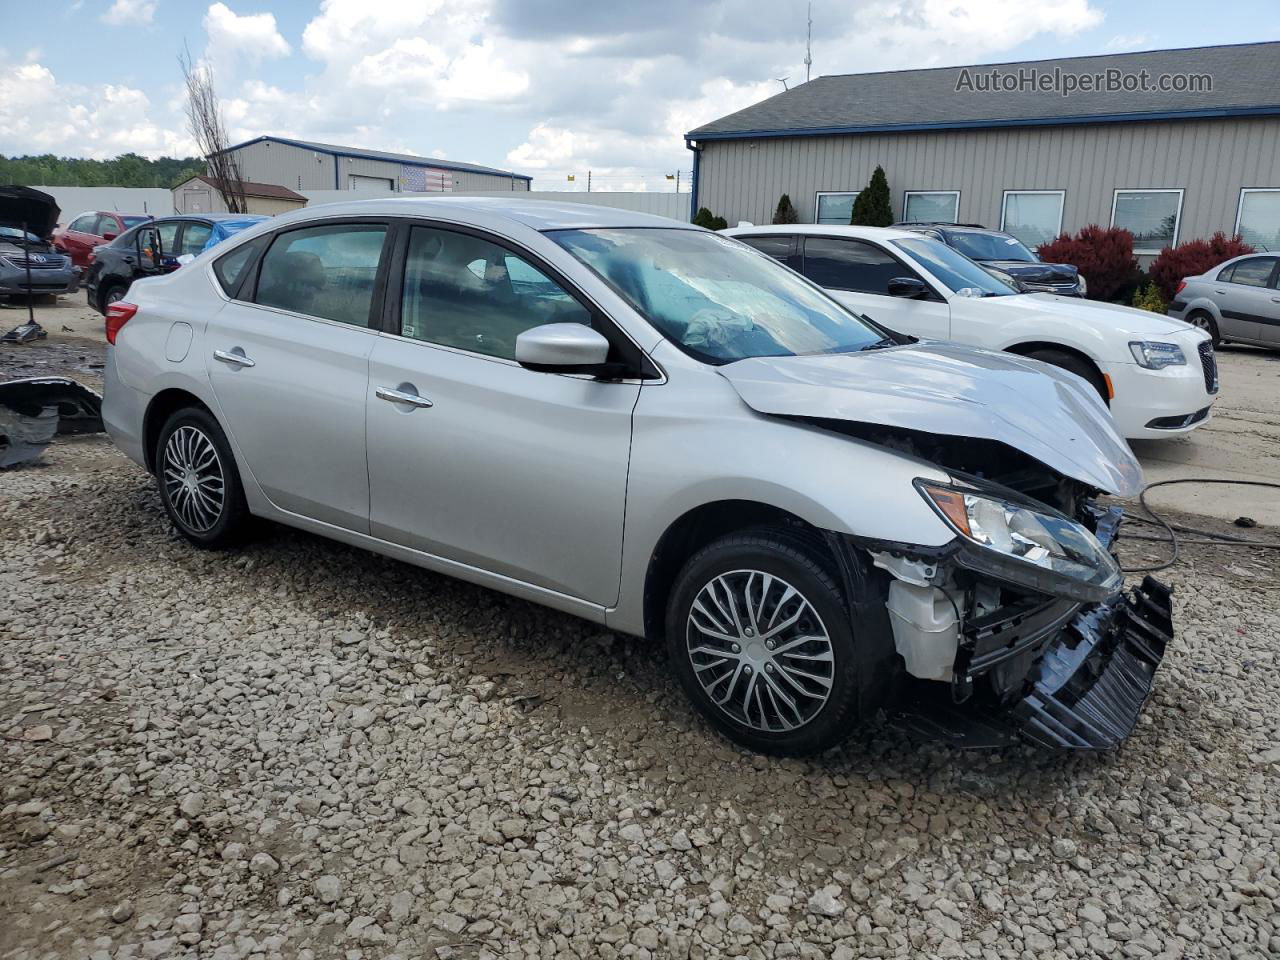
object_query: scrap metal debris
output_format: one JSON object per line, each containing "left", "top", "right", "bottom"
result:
{"left": 0, "top": 376, "right": 103, "bottom": 468}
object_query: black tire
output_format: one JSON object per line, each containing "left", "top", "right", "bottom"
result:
{"left": 154, "top": 407, "right": 251, "bottom": 549}
{"left": 100, "top": 283, "right": 128, "bottom": 313}
{"left": 1025, "top": 348, "right": 1109, "bottom": 403}
{"left": 1185, "top": 310, "right": 1221, "bottom": 346}
{"left": 665, "top": 527, "right": 868, "bottom": 756}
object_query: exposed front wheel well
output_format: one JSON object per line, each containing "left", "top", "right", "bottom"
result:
{"left": 641, "top": 501, "right": 832, "bottom": 642}
{"left": 142, "top": 389, "right": 213, "bottom": 473}
{"left": 1004, "top": 341, "right": 1109, "bottom": 403}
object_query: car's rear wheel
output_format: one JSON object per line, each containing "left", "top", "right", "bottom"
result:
{"left": 101, "top": 284, "right": 128, "bottom": 312}
{"left": 155, "top": 407, "right": 250, "bottom": 549}
{"left": 1025, "top": 348, "right": 1108, "bottom": 403}
{"left": 665, "top": 528, "right": 867, "bottom": 756}
{"left": 1185, "top": 310, "right": 1221, "bottom": 346}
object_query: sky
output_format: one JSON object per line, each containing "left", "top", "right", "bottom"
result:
{"left": 1, "top": 0, "right": 1276, "bottom": 191}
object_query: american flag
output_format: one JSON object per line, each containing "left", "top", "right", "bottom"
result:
{"left": 400, "top": 165, "right": 454, "bottom": 192}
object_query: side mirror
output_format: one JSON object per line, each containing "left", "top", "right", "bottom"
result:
{"left": 102, "top": 232, "right": 118, "bottom": 242}
{"left": 516, "top": 323, "right": 613, "bottom": 375}
{"left": 887, "top": 277, "right": 931, "bottom": 299}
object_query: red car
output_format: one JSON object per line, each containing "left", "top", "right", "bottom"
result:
{"left": 53, "top": 211, "right": 153, "bottom": 269}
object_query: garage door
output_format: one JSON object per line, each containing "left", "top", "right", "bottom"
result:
{"left": 349, "top": 175, "right": 395, "bottom": 194}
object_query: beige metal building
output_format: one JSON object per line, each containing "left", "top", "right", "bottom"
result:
{"left": 686, "top": 43, "right": 1280, "bottom": 257}
{"left": 212, "top": 136, "right": 531, "bottom": 195}
{"left": 172, "top": 175, "right": 307, "bottom": 216}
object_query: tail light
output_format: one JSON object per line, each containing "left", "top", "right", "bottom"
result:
{"left": 105, "top": 302, "right": 137, "bottom": 345}
{"left": 1175, "top": 280, "right": 1186, "bottom": 296}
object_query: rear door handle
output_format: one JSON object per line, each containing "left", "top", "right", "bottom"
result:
{"left": 376, "top": 385, "right": 433, "bottom": 409}
{"left": 1271, "top": 297, "right": 1280, "bottom": 304}
{"left": 213, "top": 349, "right": 255, "bottom": 368}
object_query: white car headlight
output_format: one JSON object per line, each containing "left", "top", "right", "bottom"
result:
{"left": 917, "top": 481, "right": 1121, "bottom": 602}
{"left": 1129, "top": 341, "right": 1185, "bottom": 369}
{"left": 1077, "top": 274, "right": 1087, "bottom": 295}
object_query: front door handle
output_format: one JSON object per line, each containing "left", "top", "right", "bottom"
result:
{"left": 213, "top": 348, "right": 255, "bottom": 368}
{"left": 1271, "top": 297, "right": 1280, "bottom": 304}
{"left": 376, "top": 385, "right": 433, "bottom": 409}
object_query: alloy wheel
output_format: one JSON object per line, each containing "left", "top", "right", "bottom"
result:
{"left": 162, "top": 425, "right": 226, "bottom": 533}
{"left": 685, "top": 570, "right": 835, "bottom": 732}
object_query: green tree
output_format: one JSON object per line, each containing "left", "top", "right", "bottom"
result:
{"left": 0, "top": 153, "right": 204, "bottom": 188}
{"left": 693, "top": 207, "right": 729, "bottom": 230}
{"left": 850, "top": 166, "right": 893, "bottom": 226}
{"left": 772, "top": 193, "right": 799, "bottom": 224}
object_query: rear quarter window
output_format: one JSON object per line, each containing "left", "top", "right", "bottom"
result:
{"left": 213, "top": 236, "right": 267, "bottom": 298}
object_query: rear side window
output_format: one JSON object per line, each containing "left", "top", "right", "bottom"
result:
{"left": 213, "top": 237, "right": 266, "bottom": 297}
{"left": 400, "top": 225, "right": 591, "bottom": 359}
{"left": 802, "top": 237, "right": 920, "bottom": 295}
{"left": 179, "top": 222, "right": 213, "bottom": 257}
{"left": 156, "top": 221, "right": 180, "bottom": 257}
{"left": 1225, "top": 257, "right": 1276, "bottom": 288}
{"left": 254, "top": 223, "right": 387, "bottom": 326}
{"left": 69, "top": 215, "right": 96, "bottom": 233}
{"left": 737, "top": 235, "right": 793, "bottom": 263}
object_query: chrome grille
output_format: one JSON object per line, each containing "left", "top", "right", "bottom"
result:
{"left": 1198, "top": 340, "right": 1219, "bottom": 395}
{"left": 5, "top": 254, "right": 68, "bottom": 270}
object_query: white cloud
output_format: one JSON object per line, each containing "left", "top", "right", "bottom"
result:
{"left": 101, "top": 0, "right": 156, "bottom": 26}
{"left": 203, "top": 3, "right": 290, "bottom": 69}
{"left": 1106, "top": 34, "right": 1150, "bottom": 51}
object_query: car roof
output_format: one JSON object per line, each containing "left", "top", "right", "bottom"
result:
{"left": 722, "top": 223, "right": 921, "bottom": 241}
{"left": 262, "top": 196, "right": 698, "bottom": 232}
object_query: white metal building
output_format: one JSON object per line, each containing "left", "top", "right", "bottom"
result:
{"left": 211, "top": 136, "right": 532, "bottom": 195}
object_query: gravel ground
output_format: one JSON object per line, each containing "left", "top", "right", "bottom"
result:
{"left": 2, "top": 430, "right": 1279, "bottom": 960}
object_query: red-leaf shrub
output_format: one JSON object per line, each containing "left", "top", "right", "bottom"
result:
{"left": 1147, "top": 232, "right": 1254, "bottom": 302}
{"left": 1037, "top": 226, "right": 1141, "bottom": 302}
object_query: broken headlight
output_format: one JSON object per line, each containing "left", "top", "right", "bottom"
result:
{"left": 917, "top": 481, "right": 1122, "bottom": 602}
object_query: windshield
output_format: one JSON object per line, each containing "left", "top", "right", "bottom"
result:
{"left": 549, "top": 228, "right": 887, "bottom": 363}
{"left": 892, "top": 237, "right": 1019, "bottom": 298}
{"left": 947, "top": 231, "right": 1037, "bottom": 262}
{"left": 0, "top": 226, "right": 42, "bottom": 243}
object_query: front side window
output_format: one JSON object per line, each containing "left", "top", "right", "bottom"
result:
{"left": 1235, "top": 190, "right": 1280, "bottom": 252}
{"left": 999, "top": 191, "right": 1065, "bottom": 249}
{"left": 550, "top": 227, "right": 886, "bottom": 364}
{"left": 177, "top": 222, "right": 213, "bottom": 257}
{"left": 903, "top": 191, "right": 959, "bottom": 224}
{"left": 892, "top": 237, "right": 1018, "bottom": 297}
{"left": 1225, "top": 257, "right": 1277, "bottom": 288}
{"left": 68, "top": 215, "right": 96, "bottom": 233}
{"left": 815, "top": 193, "right": 857, "bottom": 225}
{"left": 1112, "top": 189, "right": 1182, "bottom": 254}
{"left": 802, "top": 237, "right": 923, "bottom": 295}
{"left": 401, "top": 226, "right": 590, "bottom": 359}
{"left": 944, "top": 231, "right": 1037, "bottom": 263}
{"left": 255, "top": 223, "right": 387, "bottom": 326}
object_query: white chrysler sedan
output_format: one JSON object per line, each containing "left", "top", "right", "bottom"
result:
{"left": 724, "top": 224, "right": 1219, "bottom": 439}
{"left": 101, "top": 198, "right": 1172, "bottom": 756}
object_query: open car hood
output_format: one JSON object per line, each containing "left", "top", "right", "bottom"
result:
{"left": 718, "top": 342, "right": 1143, "bottom": 496}
{"left": 0, "top": 186, "right": 60, "bottom": 239}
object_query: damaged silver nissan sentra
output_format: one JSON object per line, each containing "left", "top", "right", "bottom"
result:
{"left": 101, "top": 199, "right": 1171, "bottom": 756}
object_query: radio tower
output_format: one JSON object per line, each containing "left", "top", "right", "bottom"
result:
{"left": 804, "top": 3, "right": 813, "bottom": 83}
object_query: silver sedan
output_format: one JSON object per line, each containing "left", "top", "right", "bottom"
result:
{"left": 102, "top": 198, "right": 1172, "bottom": 755}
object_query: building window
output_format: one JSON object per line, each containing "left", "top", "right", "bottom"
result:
{"left": 902, "top": 191, "right": 960, "bottom": 224}
{"left": 1000, "top": 191, "right": 1065, "bottom": 248}
{"left": 815, "top": 192, "right": 858, "bottom": 225}
{"left": 1111, "top": 189, "right": 1183, "bottom": 254}
{"left": 1235, "top": 190, "right": 1280, "bottom": 251}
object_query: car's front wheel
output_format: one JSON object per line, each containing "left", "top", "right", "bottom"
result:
{"left": 155, "top": 407, "right": 250, "bottom": 549}
{"left": 665, "top": 528, "right": 868, "bottom": 756}
{"left": 1025, "top": 348, "right": 1108, "bottom": 403}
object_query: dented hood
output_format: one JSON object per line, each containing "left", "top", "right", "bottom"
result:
{"left": 718, "top": 342, "right": 1143, "bottom": 496}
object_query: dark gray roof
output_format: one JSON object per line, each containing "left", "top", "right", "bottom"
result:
{"left": 223, "top": 135, "right": 532, "bottom": 181}
{"left": 688, "top": 42, "right": 1280, "bottom": 140}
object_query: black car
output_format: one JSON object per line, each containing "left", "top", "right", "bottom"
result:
{"left": 894, "top": 222, "right": 1085, "bottom": 297}
{"left": 85, "top": 213, "right": 265, "bottom": 314}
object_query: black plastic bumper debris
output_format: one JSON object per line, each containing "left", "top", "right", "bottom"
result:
{"left": 893, "top": 576, "right": 1173, "bottom": 751}
{"left": 0, "top": 376, "right": 103, "bottom": 468}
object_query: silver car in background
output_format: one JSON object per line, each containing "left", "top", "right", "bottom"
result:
{"left": 1168, "top": 253, "right": 1280, "bottom": 348}
{"left": 102, "top": 198, "right": 1173, "bottom": 755}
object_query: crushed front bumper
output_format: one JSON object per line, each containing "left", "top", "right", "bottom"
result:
{"left": 894, "top": 576, "right": 1172, "bottom": 751}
